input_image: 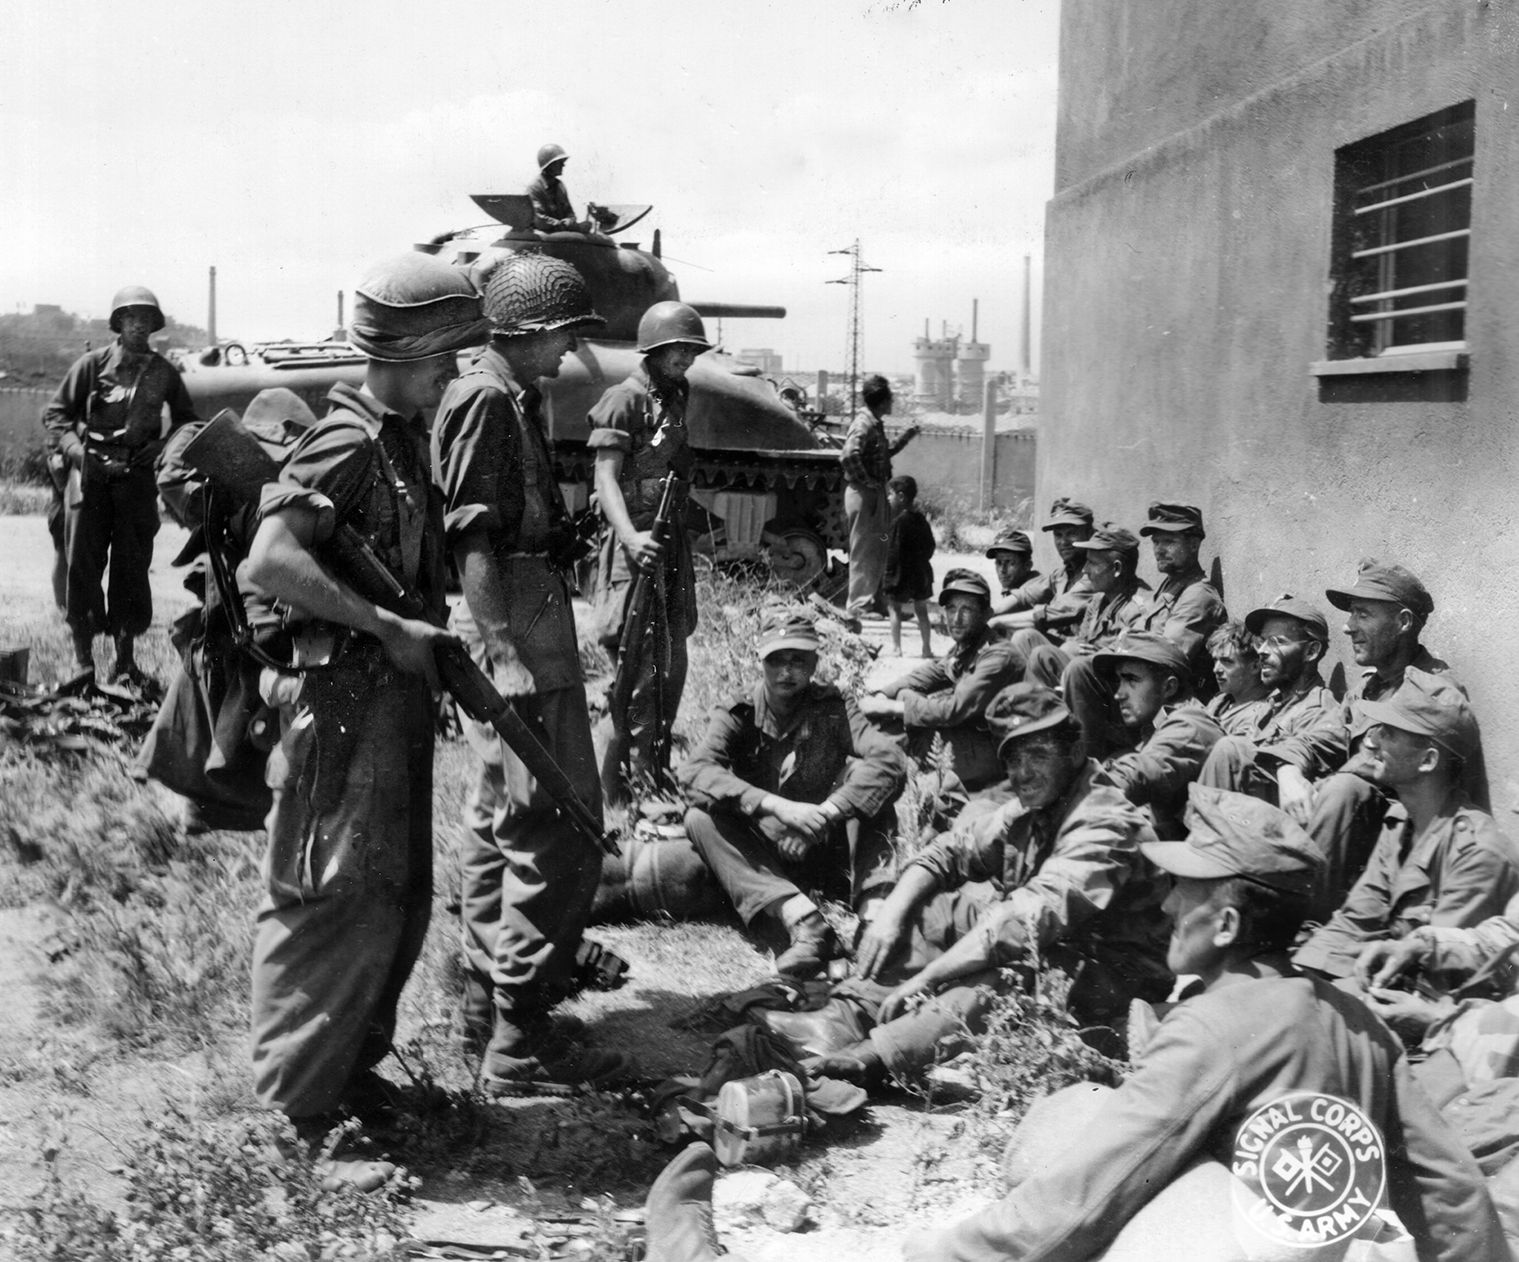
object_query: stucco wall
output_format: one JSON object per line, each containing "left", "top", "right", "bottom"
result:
{"left": 1042, "top": 1, "right": 1519, "bottom": 803}
{"left": 890, "top": 426, "right": 1037, "bottom": 516}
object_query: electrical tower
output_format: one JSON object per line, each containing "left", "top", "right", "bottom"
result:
{"left": 826, "top": 240, "right": 881, "bottom": 420}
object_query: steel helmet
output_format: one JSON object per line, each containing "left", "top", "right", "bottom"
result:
{"left": 482, "top": 250, "right": 605, "bottom": 337}
{"left": 109, "top": 285, "right": 166, "bottom": 333}
{"left": 636, "top": 301, "right": 712, "bottom": 354}
{"left": 537, "top": 143, "right": 569, "bottom": 172}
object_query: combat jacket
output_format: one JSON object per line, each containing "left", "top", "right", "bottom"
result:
{"left": 1421, "top": 891, "right": 1519, "bottom": 978}
{"left": 1342, "top": 644, "right": 1453, "bottom": 754}
{"left": 431, "top": 346, "right": 582, "bottom": 693}
{"left": 1134, "top": 564, "right": 1227, "bottom": 686}
{"left": 906, "top": 760, "right": 1171, "bottom": 988}
{"left": 43, "top": 340, "right": 198, "bottom": 472}
{"left": 1068, "top": 576, "right": 1152, "bottom": 651}
{"left": 587, "top": 364, "right": 694, "bottom": 531}
{"left": 1205, "top": 691, "right": 1270, "bottom": 737}
{"left": 995, "top": 559, "right": 1096, "bottom": 642}
{"left": 526, "top": 173, "right": 579, "bottom": 232}
{"left": 920, "top": 974, "right": 1504, "bottom": 1262}
{"left": 678, "top": 681, "right": 907, "bottom": 820}
{"left": 891, "top": 629, "right": 1025, "bottom": 792}
{"left": 1295, "top": 795, "right": 1519, "bottom": 979}
{"left": 1103, "top": 700, "right": 1224, "bottom": 839}
{"left": 1241, "top": 673, "right": 1347, "bottom": 781}
{"left": 258, "top": 382, "right": 447, "bottom": 635}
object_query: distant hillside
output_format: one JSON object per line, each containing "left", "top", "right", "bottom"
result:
{"left": 0, "top": 305, "right": 208, "bottom": 385}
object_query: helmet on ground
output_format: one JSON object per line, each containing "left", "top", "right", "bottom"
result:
{"left": 636, "top": 301, "right": 712, "bottom": 354}
{"left": 537, "top": 143, "right": 569, "bottom": 172}
{"left": 109, "top": 286, "right": 165, "bottom": 333}
{"left": 483, "top": 251, "right": 604, "bottom": 337}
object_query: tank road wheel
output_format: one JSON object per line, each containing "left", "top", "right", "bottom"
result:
{"left": 766, "top": 529, "right": 827, "bottom": 589}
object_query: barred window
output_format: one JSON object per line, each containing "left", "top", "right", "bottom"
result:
{"left": 1327, "top": 102, "right": 1474, "bottom": 360}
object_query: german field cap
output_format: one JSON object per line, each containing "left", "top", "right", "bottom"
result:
{"left": 986, "top": 528, "right": 1033, "bottom": 557}
{"left": 1093, "top": 630, "right": 1191, "bottom": 679}
{"left": 1359, "top": 667, "right": 1477, "bottom": 760}
{"left": 1244, "top": 594, "right": 1329, "bottom": 642}
{"left": 350, "top": 253, "right": 489, "bottom": 362}
{"left": 756, "top": 609, "right": 820, "bottom": 658}
{"left": 1142, "top": 784, "right": 1322, "bottom": 896}
{"left": 1041, "top": 497, "right": 1094, "bottom": 530}
{"left": 939, "top": 568, "right": 992, "bottom": 604}
{"left": 1325, "top": 557, "right": 1434, "bottom": 618}
{"left": 1140, "top": 501, "right": 1205, "bottom": 538}
{"left": 242, "top": 387, "right": 318, "bottom": 444}
{"left": 1070, "top": 522, "right": 1140, "bottom": 554}
{"left": 988, "top": 683, "right": 1074, "bottom": 755}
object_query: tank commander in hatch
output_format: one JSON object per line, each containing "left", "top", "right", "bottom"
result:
{"left": 527, "top": 142, "right": 609, "bottom": 235}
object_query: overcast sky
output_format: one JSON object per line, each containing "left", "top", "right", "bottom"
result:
{"left": 3, "top": 0, "right": 1059, "bottom": 376}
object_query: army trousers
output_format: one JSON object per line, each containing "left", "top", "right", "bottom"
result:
{"left": 844, "top": 484, "right": 889, "bottom": 617}
{"left": 250, "top": 652, "right": 434, "bottom": 1120}
{"left": 63, "top": 464, "right": 159, "bottom": 638}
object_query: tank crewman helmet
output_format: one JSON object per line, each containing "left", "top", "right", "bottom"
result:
{"left": 482, "top": 251, "right": 605, "bottom": 338}
{"left": 109, "top": 285, "right": 166, "bottom": 334}
{"left": 537, "top": 143, "right": 570, "bottom": 172}
{"left": 636, "top": 301, "right": 713, "bottom": 354}
{"left": 349, "top": 253, "right": 489, "bottom": 362}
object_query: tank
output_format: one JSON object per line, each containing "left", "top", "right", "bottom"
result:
{"left": 174, "top": 195, "right": 844, "bottom": 586}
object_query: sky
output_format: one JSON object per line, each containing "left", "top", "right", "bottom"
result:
{"left": 2, "top": 0, "right": 1059, "bottom": 377}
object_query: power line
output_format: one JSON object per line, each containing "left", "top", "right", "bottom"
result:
{"left": 826, "top": 240, "right": 881, "bottom": 420}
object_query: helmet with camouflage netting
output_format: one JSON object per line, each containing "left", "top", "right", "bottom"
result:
{"left": 482, "top": 251, "right": 605, "bottom": 338}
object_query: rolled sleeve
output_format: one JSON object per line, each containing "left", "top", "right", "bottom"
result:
{"left": 909, "top": 802, "right": 1018, "bottom": 890}
{"left": 256, "top": 417, "right": 374, "bottom": 543}
{"left": 432, "top": 383, "right": 520, "bottom": 546}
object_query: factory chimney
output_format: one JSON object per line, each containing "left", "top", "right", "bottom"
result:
{"left": 1021, "top": 255, "right": 1032, "bottom": 378}
{"left": 207, "top": 266, "right": 217, "bottom": 345}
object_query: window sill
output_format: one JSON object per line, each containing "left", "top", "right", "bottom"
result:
{"left": 1310, "top": 350, "right": 1469, "bottom": 377}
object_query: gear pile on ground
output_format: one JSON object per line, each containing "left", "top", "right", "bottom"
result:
{"left": 0, "top": 672, "right": 164, "bottom": 755}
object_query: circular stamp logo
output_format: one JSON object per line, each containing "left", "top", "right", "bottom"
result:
{"left": 1230, "top": 1092, "right": 1386, "bottom": 1248}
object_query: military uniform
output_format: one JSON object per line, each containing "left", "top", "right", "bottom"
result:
{"left": 1295, "top": 796, "right": 1519, "bottom": 979}
{"left": 1204, "top": 689, "right": 1270, "bottom": 736}
{"left": 433, "top": 345, "right": 603, "bottom": 1017}
{"left": 917, "top": 974, "right": 1505, "bottom": 1261}
{"left": 250, "top": 381, "right": 446, "bottom": 1119}
{"left": 42, "top": 339, "right": 198, "bottom": 642}
{"left": 526, "top": 172, "right": 580, "bottom": 233}
{"left": 1000, "top": 559, "right": 1094, "bottom": 644}
{"left": 1103, "top": 699, "right": 1224, "bottom": 839}
{"left": 886, "top": 629, "right": 1025, "bottom": 793}
{"left": 1133, "top": 562, "right": 1227, "bottom": 693}
{"left": 1197, "top": 674, "right": 1348, "bottom": 800}
{"left": 852, "top": 760, "right": 1172, "bottom": 1077}
{"left": 678, "top": 681, "right": 906, "bottom": 924}
{"left": 589, "top": 363, "right": 698, "bottom": 787}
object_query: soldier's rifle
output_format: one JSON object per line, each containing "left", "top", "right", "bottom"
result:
{"left": 606, "top": 471, "right": 680, "bottom": 783}
{"left": 182, "top": 409, "right": 618, "bottom": 857}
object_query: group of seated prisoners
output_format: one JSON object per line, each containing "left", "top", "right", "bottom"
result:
{"left": 658, "top": 493, "right": 1519, "bottom": 1255}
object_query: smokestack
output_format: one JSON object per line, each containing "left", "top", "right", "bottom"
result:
{"left": 207, "top": 265, "right": 217, "bottom": 344}
{"left": 1021, "top": 255, "right": 1032, "bottom": 377}
{"left": 971, "top": 298, "right": 978, "bottom": 343}
{"left": 923, "top": 317, "right": 929, "bottom": 339}
{"left": 337, "top": 290, "right": 345, "bottom": 332}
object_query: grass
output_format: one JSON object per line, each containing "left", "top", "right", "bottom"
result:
{"left": 0, "top": 559, "right": 1121, "bottom": 1254}
{"left": 919, "top": 490, "right": 1033, "bottom": 555}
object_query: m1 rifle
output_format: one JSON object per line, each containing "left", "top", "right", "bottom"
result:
{"left": 606, "top": 471, "right": 681, "bottom": 785}
{"left": 182, "top": 409, "right": 617, "bottom": 857}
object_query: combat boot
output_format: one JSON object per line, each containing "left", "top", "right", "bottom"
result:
{"left": 70, "top": 629, "right": 95, "bottom": 674}
{"left": 644, "top": 1141, "right": 723, "bottom": 1262}
{"left": 774, "top": 912, "right": 838, "bottom": 980}
{"left": 482, "top": 1006, "right": 635, "bottom": 1098}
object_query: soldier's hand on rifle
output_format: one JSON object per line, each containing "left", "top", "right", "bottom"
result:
{"left": 626, "top": 529, "right": 664, "bottom": 570}
{"left": 375, "top": 611, "right": 457, "bottom": 691}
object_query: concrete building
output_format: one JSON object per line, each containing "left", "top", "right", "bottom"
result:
{"left": 1041, "top": 2, "right": 1519, "bottom": 791}
{"left": 736, "top": 347, "right": 782, "bottom": 376}
{"left": 956, "top": 300, "right": 990, "bottom": 412}
{"left": 913, "top": 322, "right": 957, "bottom": 411}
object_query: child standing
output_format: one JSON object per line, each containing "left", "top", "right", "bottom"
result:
{"left": 883, "top": 475, "right": 935, "bottom": 656}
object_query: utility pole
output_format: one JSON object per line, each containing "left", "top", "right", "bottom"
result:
{"left": 826, "top": 240, "right": 881, "bottom": 420}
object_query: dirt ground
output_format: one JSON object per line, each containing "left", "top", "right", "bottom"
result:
{"left": 0, "top": 511, "right": 1011, "bottom": 1260}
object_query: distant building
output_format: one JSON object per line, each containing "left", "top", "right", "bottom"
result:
{"left": 1042, "top": 2, "right": 1519, "bottom": 781}
{"left": 736, "top": 347, "right": 782, "bottom": 376}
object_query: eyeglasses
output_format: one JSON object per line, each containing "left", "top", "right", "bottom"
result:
{"left": 1256, "top": 634, "right": 1317, "bottom": 651}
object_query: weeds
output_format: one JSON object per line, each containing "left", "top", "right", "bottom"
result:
{"left": 918, "top": 490, "right": 1032, "bottom": 554}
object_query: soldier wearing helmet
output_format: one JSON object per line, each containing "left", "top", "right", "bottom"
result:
{"left": 589, "top": 299, "right": 713, "bottom": 804}
{"left": 42, "top": 284, "right": 199, "bottom": 682}
{"left": 526, "top": 142, "right": 594, "bottom": 235}
{"left": 242, "top": 252, "right": 487, "bottom": 1189}
{"left": 430, "top": 249, "right": 634, "bottom": 1095}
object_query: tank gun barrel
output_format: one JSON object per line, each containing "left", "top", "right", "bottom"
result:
{"left": 689, "top": 303, "right": 787, "bottom": 320}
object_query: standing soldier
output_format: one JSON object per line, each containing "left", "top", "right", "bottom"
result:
{"left": 839, "top": 374, "right": 919, "bottom": 627}
{"left": 590, "top": 300, "right": 710, "bottom": 804}
{"left": 432, "top": 251, "right": 633, "bottom": 1094}
{"left": 43, "top": 285, "right": 198, "bottom": 681}
{"left": 243, "top": 253, "right": 486, "bottom": 1187}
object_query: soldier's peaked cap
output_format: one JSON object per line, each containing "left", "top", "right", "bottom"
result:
{"left": 1070, "top": 522, "right": 1140, "bottom": 554}
{"left": 1142, "top": 784, "right": 1323, "bottom": 896}
{"left": 1359, "top": 667, "right": 1477, "bottom": 761}
{"left": 1244, "top": 594, "right": 1329, "bottom": 642}
{"left": 988, "top": 683, "right": 1075, "bottom": 756}
{"left": 1140, "top": 502, "right": 1205, "bottom": 538}
{"left": 939, "top": 568, "right": 992, "bottom": 604}
{"left": 756, "top": 609, "right": 820, "bottom": 658}
{"left": 987, "top": 528, "right": 1034, "bottom": 557}
{"left": 1325, "top": 557, "right": 1434, "bottom": 619}
{"left": 1041, "top": 497, "right": 1095, "bottom": 530}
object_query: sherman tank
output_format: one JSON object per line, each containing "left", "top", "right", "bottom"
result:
{"left": 174, "top": 195, "right": 844, "bottom": 586}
